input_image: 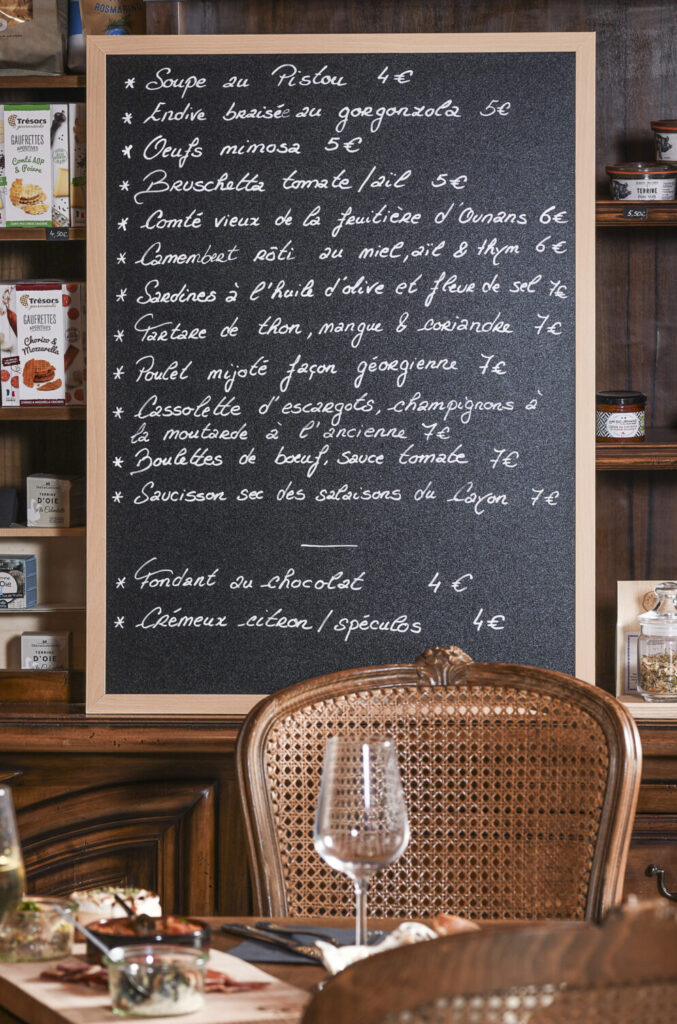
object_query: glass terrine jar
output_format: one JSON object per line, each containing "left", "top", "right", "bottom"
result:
{"left": 596, "top": 391, "right": 646, "bottom": 443}
{"left": 606, "top": 162, "right": 677, "bottom": 200}
{"left": 0, "top": 897, "right": 75, "bottom": 961}
{"left": 651, "top": 119, "right": 677, "bottom": 164}
{"left": 637, "top": 583, "right": 677, "bottom": 702}
{"left": 105, "top": 944, "right": 208, "bottom": 1017}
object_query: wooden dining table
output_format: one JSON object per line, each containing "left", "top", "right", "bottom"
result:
{"left": 212, "top": 915, "right": 343, "bottom": 991}
{"left": 0, "top": 916, "right": 591, "bottom": 1024}
{"left": 0, "top": 916, "right": 378, "bottom": 1024}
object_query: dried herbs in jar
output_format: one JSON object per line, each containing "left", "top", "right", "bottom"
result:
{"left": 637, "top": 582, "right": 677, "bottom": 702}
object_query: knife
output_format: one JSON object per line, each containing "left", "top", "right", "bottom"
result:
{"left": 220, "top": 922, "right": 325, "bottom": 962}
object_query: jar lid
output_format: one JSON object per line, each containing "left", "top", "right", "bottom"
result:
{"left": 639, "top": 582, "right": 677, "bottom": 635}
{"left": 596, "top": 390, "right": 646, "bottom": 405}
{"left": 605, "top": 162, "right": 677, "bottom": 176}
{"left": 651, "top": 120, "right": 677, "bottom": 131}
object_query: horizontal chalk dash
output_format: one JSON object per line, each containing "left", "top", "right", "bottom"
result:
{"left": 301, "top": 543, "right": 358, "bottom": 549}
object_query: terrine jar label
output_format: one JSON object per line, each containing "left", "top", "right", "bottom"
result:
{"left": 651, "top": 120, "right": 677, "bottom": 164}
{"left": 606, "top": 162, "right": 677, "bottom": 200}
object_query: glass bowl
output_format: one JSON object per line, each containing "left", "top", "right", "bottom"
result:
{"left": 86, "top": 916, "right": 209, "bottom": 963}
{"left": 0, "top": 896, "right": 76, "bottom": 961}
{"left": 105, "top": 944, "right": 208, "bottom": 1017}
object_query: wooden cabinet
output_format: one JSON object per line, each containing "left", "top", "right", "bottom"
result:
{"left": 0, "top": 2, "right": 672, "bottom": 704}
{"left": 0, "top": 77, "right": 87, "bottom": 694}
{"left": 625, "top": 727, "right": 677, "bottom": 902}
{"left": 0, "top": 0, "right": 677, "bottom": 913}
{"left": 0, "top": 714, "right": 249, "bottom": 915}
{"left": 0, "top": 713, "right": 674, "bottom": 913}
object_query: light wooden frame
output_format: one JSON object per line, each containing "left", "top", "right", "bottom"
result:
{"left": 87, "top": 32, "right": 596, "bottom": 714}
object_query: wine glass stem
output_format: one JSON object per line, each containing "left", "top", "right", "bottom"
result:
{"left": 354, "top": 879, "right": 368, "bottom": 946}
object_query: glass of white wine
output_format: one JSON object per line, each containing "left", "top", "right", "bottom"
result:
{"left": 313, "top": 737, "right": 409, "bottom": 946}
{"left": 0, "top": 787, "right": 25, "bottom": 930}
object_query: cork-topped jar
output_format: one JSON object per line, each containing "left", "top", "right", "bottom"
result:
{"left": 596, "top": 391, "right": 646, "bottom": 443}
{"left": 637, "top": 582, "right": 677, "bottom": 702}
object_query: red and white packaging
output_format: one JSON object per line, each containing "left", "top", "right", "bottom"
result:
{"left": 16, "top": 282, "right": 66, "bottom": 406}
{"left": 0, "top": 284, "right": 19, "bottom": 407}
{"left": 62, "top": 282, "right": 86, "bottom": 406}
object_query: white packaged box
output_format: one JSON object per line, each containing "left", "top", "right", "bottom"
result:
{"left": 21, "top": 631, "right": 70, "bottom": 671}
{"left": 68, "top": 102, "right": 85, "bottom": 228}
{"left": 63, "top": 281, "right": 86, "bottom": 405}
{"left": 0, "top": 554, "right": 37, "bottom": 609}
{"left": 16, "top": 282, "right": 65, "bottom": 405}
{"left": 0, "top": 284, "right": 19, "bottom": 407}
{"left": 0, "top": 105, "right": 6, "bottom": 229}
{"left": 26, "top": 473, "right": 85, "bottom": 528}
{"left": 50, "top": 104, "right": 70, "bottom": 229}
{"left": 4, "top": 104, "right": 52, "bottom": 229}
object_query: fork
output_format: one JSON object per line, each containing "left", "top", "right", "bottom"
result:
{"left": 220, "top": 922, "right": 325, "bottom": 962}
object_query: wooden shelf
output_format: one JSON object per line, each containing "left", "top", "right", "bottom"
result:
{"left": 0, "top": 228, "right": 85, "bottom": 242}
{"left": 596, "top": 428, "right": 677, "bottom": 469}
{"left": 0, "top": 605, "right": 85, "bottom": 614}
{"left": 0, "top": 406, "right": 85, "bottom": 421}
{"left": 0, "top": 75, "right": 85, "bottom": 89}
{"left": 619, "top": 695, "right": 677, "bottom": 722}
{"left": 0, "top": 527, "right": 85, "bottom": 538}
{"left": 0, "top": 670, "right": 84, "bottom": 704}
{"left": 596, "top": 200, "right": 677, "bottom": 226}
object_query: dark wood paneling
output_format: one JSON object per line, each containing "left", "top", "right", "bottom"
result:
{"left": 0, "top": 717, "right": 250, "bottom": 914}
{"left": 21, "top": 779, "right": 216, "bottom": 913}
{"left": 0, "top": 715, "right": 673, "bottom": 913}
{"left": 597, "top": 472, "right": 677, "bottom": 689}
{"left": 0, "top": 422, "right": 86, "bottom": 491}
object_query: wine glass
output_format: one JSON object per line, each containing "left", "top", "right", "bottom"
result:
{"left": 313, "top": 737, "right": 409, "bottom": 946}
{"left": 0, "top": 787, "right": 25, "bottom": 930}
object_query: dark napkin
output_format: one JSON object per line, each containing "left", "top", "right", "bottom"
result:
{"left": 225, "top": 924, "right": 382, "bottom": 964}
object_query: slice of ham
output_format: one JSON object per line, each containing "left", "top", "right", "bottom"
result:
{"left": 204, "top": 970, "right": 269, "bottom": 993}
{"left": 39, "top": 960, "right": 270, "bottom": 994}
{"left": 39, "top": 960, "right": 108, "bottom": 988}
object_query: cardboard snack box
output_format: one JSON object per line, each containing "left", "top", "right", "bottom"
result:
{"left": 21, "top": 631, "right": 70, "bottom": 670}
{"left": 0, "top": 105, "right": 6, "bottom": 229}
{"left": 68, "top": 102, "right": 85, "bottom": 227}
{"left": 26, "top": 473, "right": 85, "bottom": 528}
{"left": 4, "top": 104, "right": 52, "bottom": 229}
{"left": 62, "top": 281, "right": 86, "bottom": 405}
{"left": 16, "top": 282, "right": 65, "bottom": 405}
{"left": 0, "top": 554, "right": 37, "bottom": 610}
{"left": 0, "top": 283, "right": 19, "bottom": 407}
{"left": 50, "top": 103, "right": 70, "bottom": 228}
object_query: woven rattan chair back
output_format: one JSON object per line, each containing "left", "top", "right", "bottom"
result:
{"left": 236, "top": 646, "right": 641, "bottom": 921}
{"left": 301, "top": 900, "right": 677, "bottom": 1024}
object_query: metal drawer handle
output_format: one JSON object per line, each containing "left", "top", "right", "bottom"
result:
{"left": 646, "top": 864, "right": 677, "bottom": 902}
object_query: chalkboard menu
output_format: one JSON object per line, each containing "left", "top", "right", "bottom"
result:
{"left": 87, "top": 34, "right": 596, "bottom": 714}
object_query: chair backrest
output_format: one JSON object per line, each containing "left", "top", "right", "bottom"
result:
{"left": 236, "top": 646, "right": 641, "bottom": 921}
{"left": 301, "top": 900, "right": 677, "bottom": 1024}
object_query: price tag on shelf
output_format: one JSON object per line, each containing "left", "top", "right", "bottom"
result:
{"left": 622, "top": 207, "right": 649, "bottom": 219}
{"left": 45, "top": 228, "right": 71, "bottom": 241}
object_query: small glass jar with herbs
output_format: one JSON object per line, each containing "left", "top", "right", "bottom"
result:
{"left": 637, "top": 582, "right": 677, "bottom": 701}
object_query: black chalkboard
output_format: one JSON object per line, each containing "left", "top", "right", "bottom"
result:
{"left": 87, "top": 35, "right": 596, "bottom": 713}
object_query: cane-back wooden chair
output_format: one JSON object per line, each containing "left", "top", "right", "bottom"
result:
{"left": 236, "top": 646, "right": 641, "bottom": 922}
{"left": 301, "top": 899, "right": 677, "bottom": 1024}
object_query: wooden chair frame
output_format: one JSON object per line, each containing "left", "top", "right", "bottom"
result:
{"left": 236, "top": 647, "right": 641, "bottom": 921}
{"left": 301, "top": 900, "right": 677, "bottom": 1024}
